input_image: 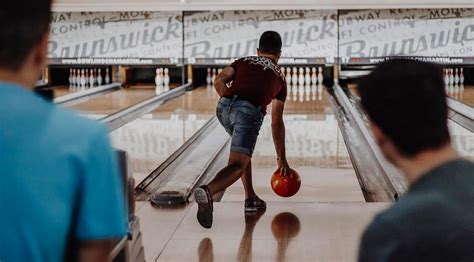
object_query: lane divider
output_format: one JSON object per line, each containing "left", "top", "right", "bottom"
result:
{"left": 101, "top": 82, "right": 192, "bottom": 132}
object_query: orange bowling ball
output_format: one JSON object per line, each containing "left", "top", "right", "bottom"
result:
{"left": 271, "top": 169, "right": 301, "bottom": 197}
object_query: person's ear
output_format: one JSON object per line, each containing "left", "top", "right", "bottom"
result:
{"left": 368, "top": 120, "right": 385, "bottom": 146}
{"left": 368, "top": 120, "right": 401, "bottom": 164}
{"left": 257, "top": 48, "right": 261, "bottom": 56}
{"left": 33, "top": 33, "right": 49, "bottom": 70}
{"left": 277, "top": 51, "right": 282, "bottom": 59}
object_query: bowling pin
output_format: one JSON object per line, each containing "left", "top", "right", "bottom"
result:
{"left": 305, "top": 85, "right": 310, "bottom": 101}
{"left": 454, "top": 68, "right": 460, "bottom": 85}
{"left": 73, "top": 69, "right": 78, "bottom": 87}
{"left": 89, "top": 69, "right": 94, "bottom": 87}
{"left": 206, "top": 68, "right": 212, "bottom": 85}
{"left": 298, "top": 68, "right": 305, "bottom": 86}
{"left": 317, "top": 67, "right": 323, "bottom": 85}
{"left": 68, "top": 69, "right": 73, "bottom": 87}
{"left": 292, "top": 82, "right": 297, "bottom": 101}
{"left": 155, "top": 85, "right": 162, "bottom": 95}
{"left": 80, "top": 69, "right": 86, "bottom": 88}
{"left": 449, "top": 68, "right": 454, "bottom": 86}
{"left": 460, "top": 68, "right": 464, "bottom": 85}
{"left": 74, "top": 69, "right": 78, "bottom": 88}
{"left": 286, "top": 67, "right": 292, "bottom": 86}
{"left": 281, "top": 67, "right": 285, "bottom": 76}
{"left": 97, "top": 68, "right": 103, "bottom": 86}
{"left": 305, "top": 67, "right": 311, "bottom": 85}
{"left": 164, "top": 68, "right": 170, "bottom": 86}
{"left": 311, "top": 67, "right": 317, "bottom": 85}
{"left": 212, "top": 68, "right": 217, "bottom": 84}
{"left": 292, "top": 67, "right": 298, "bottom": 86}
{"left": 311, "top": 84, "right": 317, "bottom": 101}
{"left": 443, "top": 68, "right": 450, "bottom": 87}
{"left": 298, "top": 85, "right": 304, "bottom": 102}
{"left": 155, "top": 68, "right": 163, "bottom": 86}
{"left": 453, "top": 84, "right": 460, "bottom": 99}
{"left": 105, "top": 68, "right": 110, "bottom": 84}
{"left": 84, "top": 70, "right": 89, "bottom": 88}
{"left": 94, "top": 69, "right": 99, "bottom": 85}
{"left": 286, "top": 84, "right": 292, "bottom": 101}
{"left": 317, "top": 84, "right": 323, "bottom": 101}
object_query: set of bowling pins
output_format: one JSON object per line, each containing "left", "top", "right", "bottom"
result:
{"left": 444, "top": 68, "right": 465, "bottom": 99}
{"left": 283, "top": 66, "right": 324, "bottom": 87}
{"left": 206, "top": 68, "right": 223, "bottom": 86}
{"left": 69, "top": 68, "right": 110, "bottom": 91}
{"left": 283, "top": 66, "right": 324, "bottom": 102}
{"left": 155, "top": 68, "right": 171, "bottom": 94}
{"left": 206, "top": 67, "right": 224, "bottom": 97}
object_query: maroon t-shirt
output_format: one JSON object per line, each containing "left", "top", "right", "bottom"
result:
{"left": 223, "top": 56, "right": 287, "bottom": 114}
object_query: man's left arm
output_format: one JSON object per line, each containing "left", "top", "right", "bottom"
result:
{"left": 214, "top": 67, "right": 234, "bottom": 97}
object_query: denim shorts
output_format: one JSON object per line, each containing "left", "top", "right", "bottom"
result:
{"left": 216, "top": 96, "right": 264, "bottom": 157}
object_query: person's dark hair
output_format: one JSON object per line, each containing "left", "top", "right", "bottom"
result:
{"left": 0, "top": 0, "right": 52, "bottom": 70}
{"left": 357, "top": 59, "right": 450, "bottom": 156}
{"left": 258, "top": 31, "right": 282, "bottom": 56}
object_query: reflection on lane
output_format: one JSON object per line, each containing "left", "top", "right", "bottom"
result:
{"left": 110, "top": 86, "right": 219, "bottom": 184}
{"left": 52, "top": 85, "right": 74, "bottom": 98}
{"left": 447, "top": 85, "right": 474, "bottom": 108}
{"left": 67, "top": 86, "right": 157, "bottom": 118}
{"left": 449, "top": 121, "right": 474, "bottom": 161}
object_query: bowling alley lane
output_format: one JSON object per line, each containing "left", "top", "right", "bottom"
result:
{"left": 109, "top": 85, "right": 219, "bottom": 184}
{"left": 52, "top": 85, "right": 73, "bottom": 98}
{"left": 220, "top": 87, "right": 365, "bottom": 203}
{"left": 154, "top": 202, "right": 388, "bottom": 262}
{"left": 449, "top": 121, "right": 474, "bottom": 161}
{"left": 447, "top": 85, "right": 474, "bottom": 108}
{"left": 133, "top": 85, "right": 375, "bottom": 261}
{"left": 66, "top": 86, "right": 161, "bottom": 118}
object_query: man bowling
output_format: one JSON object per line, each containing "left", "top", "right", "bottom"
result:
{"left": 194, "top": 31, "right": 291, "bottom": 229}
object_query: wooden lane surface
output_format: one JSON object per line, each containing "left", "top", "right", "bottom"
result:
{"left": 152, "top": 202, "right": 388, "bottom": 262}
{"left": 447, "top": 85, "right": 474, "bottom": 108}
{"left": 110, "top": 86, "right": 219, "bottom": 185}
{"left": 67, "top": 86, "right": 156, "bottom": 115}
{"left": 52, "top": 85, "right": 73, "bottom": 98}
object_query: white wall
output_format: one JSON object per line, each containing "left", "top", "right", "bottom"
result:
{"left": 52, "top": 0, "right": 474, "bottom": 12}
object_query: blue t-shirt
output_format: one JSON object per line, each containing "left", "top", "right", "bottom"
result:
{"left": 0, "top": 82, "right": 127, "bottom": 261}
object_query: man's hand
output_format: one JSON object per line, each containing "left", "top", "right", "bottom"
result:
{"left": 214, "top": 67, "right": 235, "bottom": 97}
{"left": 276, "top": 158, "right": 291, "bottom": 177}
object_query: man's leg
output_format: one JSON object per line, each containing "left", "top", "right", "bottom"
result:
{"left": 240, "top": 160, "right": 257, "bottom": 199}
{"left": 207, "top": 151, "right": 250, "bottom": 196}
{"left": 194, "top": 151, "right": 250, "bottom": 229}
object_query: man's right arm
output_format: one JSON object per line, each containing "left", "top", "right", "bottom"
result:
{"left": 271, "top": 99, "right": 290, "bottom": 176}
{"left": 214, "top": 66, "right": 235, "bottom": 97}
{"left": 78, "top": 240, "right": 116, "bottom": 262}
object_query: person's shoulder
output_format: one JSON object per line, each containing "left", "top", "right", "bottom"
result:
{"left": 383, "top": 192, "right": 445, "bottom": 219}
{"left": 379, "top": 187, "right": 472, "bottom": 232}
{"left": 451, "top": 159, "right": 474, "bottom": 175}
